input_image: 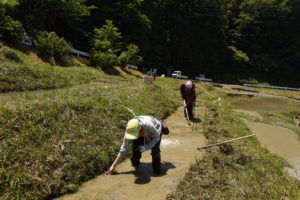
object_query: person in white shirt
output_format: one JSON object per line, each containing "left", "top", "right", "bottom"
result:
{"left": 107, "top": 116, "right": 169, "bottom": 175}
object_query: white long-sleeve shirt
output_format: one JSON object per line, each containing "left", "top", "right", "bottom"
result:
{"left": 119, "top": 116, "right": 162, "bottom": 157}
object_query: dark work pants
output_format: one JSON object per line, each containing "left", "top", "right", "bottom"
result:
{"left": 131, "top": 134, "right": 162, "bottom": 173}
{"left": 184, "top": 103, "right": 194, "bottom": 120}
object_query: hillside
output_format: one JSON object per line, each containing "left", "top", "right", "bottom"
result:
{"left": 0, "top": 43, "right": 299, "bottom": 200}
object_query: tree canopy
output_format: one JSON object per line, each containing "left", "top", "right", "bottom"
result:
{"left": 1, "top": 0, "right": 300, "bottom": 85}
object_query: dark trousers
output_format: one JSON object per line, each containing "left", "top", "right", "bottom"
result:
{"left": 184, "top": 103, "right": 194, "bottom": 120}
{"left": 131, "top": 135, "right": 162, "bottom": 173}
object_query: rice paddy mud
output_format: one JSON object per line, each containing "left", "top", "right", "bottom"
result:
{"left": 231, "top": 95, "right": 300, "bottom": 181}
{"left": 243, "top": 120, "right": 300, "bottom": 181}
{"left": 55, "top": 106, "right": 207, "bottom": 200}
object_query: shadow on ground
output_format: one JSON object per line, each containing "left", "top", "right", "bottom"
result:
{"left": 114, "top": 161, "right": 176, "bottom": 185}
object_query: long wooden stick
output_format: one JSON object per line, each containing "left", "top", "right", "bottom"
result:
{"left": 197, "top": 134, "right": 255, "bottom": 150}
{"left": 184, "top": 100, "right": 191, "bottom": 125}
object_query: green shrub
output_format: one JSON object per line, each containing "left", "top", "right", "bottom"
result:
{"left": 91, "top": 51, "right": 118, "bottom": 68}
{"left": 34, "top": 31, "right": 72, "bottom": 61}
{"left": 228, "top": 45, "right": 250, "bottom": 64}
{"left": 118, "top": 44, "right": 142, "bottom": 68}
{"left": 0, "top": 16, "right": 25, "bottom": 41}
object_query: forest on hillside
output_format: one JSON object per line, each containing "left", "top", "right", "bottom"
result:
{"left": 1, "top": 0, "right": 300, "bottom": 85}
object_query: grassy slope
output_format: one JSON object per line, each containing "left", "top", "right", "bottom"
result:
{"left": 167, "top": 85, "right": 300, "bottom": 199}
{"left": 0, "top": 43, "right": 181, "bottom": 199}
{"left": 1, "top": 43, "right": 299, "bottom": 199}
{"left": 0, "top": 78, "right": 181, "bottom": 200}
{"left": 0, "top": 43, "right": 105, "bottom": 92}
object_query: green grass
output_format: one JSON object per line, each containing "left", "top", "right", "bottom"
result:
{"left": 0, "top": 43, "right": 106, "bottom": 92}
{"left": 0, "top": 42, "right": 183, "bottom": 200}
{"left": 167, "top": 89, "right": 300, "bottom": 200}
{"left": 0, "top": 77, "right": 180, "bottom": 200}
{"left": 1, "top": 42, "right": 299, "bottom": 199}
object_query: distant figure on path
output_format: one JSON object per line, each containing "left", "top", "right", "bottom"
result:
{"left": 294, "top": 115, "right": 300, "bottom": 127}
{"left": 107, "top": 116, "right": 169, "bottom": 175}
{"left": 143, "top": 71, "right": 154, "bottom": 84}
{"left": 152, "top": 68, "right": 157, "bottom": 80}
{"left": 180, "top": 80, "right": 196, "bottom": 120}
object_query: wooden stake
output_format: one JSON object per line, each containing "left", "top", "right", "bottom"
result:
{"left": 197, "top": 134, "right": 255, "bottom": 150}
{"left": 184, "top": 100, "right": 191, "bottom": 125}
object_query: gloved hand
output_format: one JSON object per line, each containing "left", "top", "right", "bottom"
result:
{"left": 138, "top": 146, "right": 147, "bottom": 152}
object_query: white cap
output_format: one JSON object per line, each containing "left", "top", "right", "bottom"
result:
{"left": 185, "top": 81, "right": 192, "bottom": 89}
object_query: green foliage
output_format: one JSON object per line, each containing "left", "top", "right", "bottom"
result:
{"left": 91, "top": 52, "right": 118, "bottom": 68}
{"left": 91, "top": 20, "right": 122, "bottom": 53}
{"left": 90, "top": 20, "right": 123, "bottom": 67}
{"left": 0, "top": 78, "right": 179, "bottom": 200}
{"left": 0, "top": 15, "right": 25, "bottom": 41}
{"left": 1, "top": 0, "right": 299, "bottom": 84}
{"left": 118, "top": 44, "right": 142, "bottom": 68}
{"left": 225, "top": 0, "right": 296, "bottom": 74}
{"left": 14, "top": 0, "right": 92, "bottom": 33}
{"left": 34, "top": 31, "right": 72, "bottom": 61}
{"left": 0, "top": 44, "right": 102, "bottom": 92}
{"left": 0, "top": 0, "right": 18, "bottom": 5}
{"left": 228, "top": 45, "right": 250, "bottom": 64}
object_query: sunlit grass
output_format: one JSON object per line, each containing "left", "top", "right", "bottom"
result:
{"left": 167, "top": 88, "right": 300, "bottom": 200}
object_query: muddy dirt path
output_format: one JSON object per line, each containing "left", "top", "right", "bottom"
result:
{"left": 55, "top": 106, "right": 207, "bottom": 200}
{"left": 240, "top": 114, "right": 300, "bottom": 181}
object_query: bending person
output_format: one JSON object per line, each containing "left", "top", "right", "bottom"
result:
{"left": 107, "top": 115, "right": 169, "bottom": 175}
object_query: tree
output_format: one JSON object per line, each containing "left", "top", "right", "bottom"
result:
{"left": 163, "top": 0, "right": 227, "bottom": 75}
{"left": 118, "top": 44, "right": 143, "bottom": 68}
{"left": 14, "top": 0, "right": 93, "bottom": 46}
{"left": 90, "top": 20, "right": 122, "bottom": 68}
{"left": 225, "top": 0, "right": 295, "bottom": 75}
{"left": 0, "top": 0, "right": 25, "bottom": 41}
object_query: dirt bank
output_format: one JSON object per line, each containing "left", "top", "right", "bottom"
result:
{"left": 55, "top": 106, "right": 207, "bottom": 200}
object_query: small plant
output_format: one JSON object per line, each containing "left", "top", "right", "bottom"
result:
{"left": 34, "top": 31, "right": 72, "bottom": 62}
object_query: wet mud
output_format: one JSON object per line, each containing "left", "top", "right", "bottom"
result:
{"left": 243, "top": 118, "right": 300, "bottom": 181}
{"left": 55, "top": 106, "right": 207, "bottom": 200}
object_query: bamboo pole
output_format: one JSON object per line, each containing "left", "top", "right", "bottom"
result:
{"left": 184, "top": 100, "right": 191, "bottom": 125}
{"left": 197, "top": 134, "right": 256, "bottom": 150}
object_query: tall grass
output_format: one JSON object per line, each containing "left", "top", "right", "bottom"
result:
{"left": 0, "top": 78, "right": 180, "bottom": 200}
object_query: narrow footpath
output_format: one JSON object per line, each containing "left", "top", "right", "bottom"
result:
{"left": 55, "top": 106, "right": 207, "bottom": 200}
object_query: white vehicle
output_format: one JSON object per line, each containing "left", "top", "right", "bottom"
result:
{"left": 171, "top": 71, "right": 188, "bottom": 79}
{"left": 195, "top": 74, "right": 213, "bottom": 82}
{"left": 126, "top": 64, "right": 138, "bottom": 70}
